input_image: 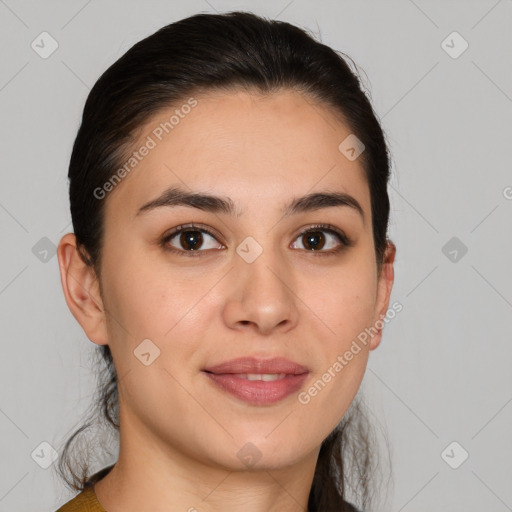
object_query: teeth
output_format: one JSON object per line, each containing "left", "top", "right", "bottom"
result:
{"left": 236, "top": 373, "right": 287, "bottom": 381}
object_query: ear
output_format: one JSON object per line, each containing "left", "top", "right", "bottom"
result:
{"left": 369, "top": 241, "right": 396, "bottom": 351}
{"left": 57, "top": 233, "right": 109, "bottom": 346}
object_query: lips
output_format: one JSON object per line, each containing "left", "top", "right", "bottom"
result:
{"left": 202, "top": 356, "right": 310, "bottom": 405}
{"left": 203, "top": 356, "right": 309, "bottom": 375}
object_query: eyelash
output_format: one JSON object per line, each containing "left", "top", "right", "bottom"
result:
{"left": 160, "top": 222, "right": 352, "bottom": 258}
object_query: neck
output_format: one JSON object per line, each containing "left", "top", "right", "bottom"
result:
{"left": 93, "top": 406, "right": 318, "bottom": 512}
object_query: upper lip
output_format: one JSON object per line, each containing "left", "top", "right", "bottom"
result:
{"left": 203, "top": 356, "right": 309, "bottom": 375}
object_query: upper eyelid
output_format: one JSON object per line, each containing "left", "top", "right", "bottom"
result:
{"left": 164, "top": 223, "right": 224, "bottom": 243}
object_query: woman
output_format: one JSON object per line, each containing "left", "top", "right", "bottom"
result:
{"left": 55, "top": 10, "right": 396, "bottom": 512}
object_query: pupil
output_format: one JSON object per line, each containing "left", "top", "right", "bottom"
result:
{"left": 305, "top": 231, "right": 324, "bottom": 250}
{"left": 181, "top": 230, "right": 203, "bottom": 250}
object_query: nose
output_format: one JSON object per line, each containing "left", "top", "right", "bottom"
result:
{"left": 222, "top": 249, "right": 300, "bottom": 336}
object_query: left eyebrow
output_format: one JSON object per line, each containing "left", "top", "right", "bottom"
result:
{"left": 135, "top": 185, "right": 364, "bottom": 223}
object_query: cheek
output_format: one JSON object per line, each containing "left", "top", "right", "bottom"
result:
{"left": 101, "top": 249, "right": 218, "bottom": 375}
{"left": 103, "top": 250, "right": 196, "bottom": 331}
{"left": 295, "top": 259, "right": 376, "bottom": 418}
{"left": 307, "top": 258, "right": 378, "bottom": 348}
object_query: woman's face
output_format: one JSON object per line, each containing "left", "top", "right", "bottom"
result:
{"left": 61, "top": 89, "right": 395, "bottom": 472}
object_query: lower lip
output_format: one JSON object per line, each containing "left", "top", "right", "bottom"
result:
{"left": 202, "top": 372, "right": 309, "bottom": 405}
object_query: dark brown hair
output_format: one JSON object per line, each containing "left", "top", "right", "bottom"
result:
{"left": 57, "top": 11, "right": 393, "bottom": 512}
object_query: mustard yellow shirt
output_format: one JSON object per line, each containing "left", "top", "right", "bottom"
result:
{"left": 55, "top": 465, "right": 113, "bottom": 512}
{"left": 55, "top": 485, "right": 106, "bottom": 512}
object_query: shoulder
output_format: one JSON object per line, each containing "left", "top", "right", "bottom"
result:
{"left": 56, "top": 464, "right": 114, "bottom": 511}
{"left": 55, "top": 486, "right": 106, "bottom": 512}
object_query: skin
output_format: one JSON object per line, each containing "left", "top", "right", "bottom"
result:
{"left": 58, "top": 88, "right": 395, "bottom": 512}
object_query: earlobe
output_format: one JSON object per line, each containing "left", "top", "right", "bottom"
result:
{"left": 57, "top": 233, "right": 109, "bottom": 346}
{"left": 369, "top": 241, "right": 396, "bottom": 351}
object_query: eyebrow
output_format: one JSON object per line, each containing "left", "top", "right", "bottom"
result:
{"left": 135, "top": 185, "right": 364, "bottom": 223}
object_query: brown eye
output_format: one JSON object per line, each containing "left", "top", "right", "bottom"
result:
{"left": 179, "top": 230, "right": 204, "bottom": 251}
{"left": 161, "top": 224, "right": 225, "bottom": 255}
{"left": 301, "top": 230, "right": 326, "bottom": 251}
{"left": 291, "top": 225, "right": 349, "bottom": 254}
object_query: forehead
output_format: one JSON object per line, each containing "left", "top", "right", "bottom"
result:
{"left": 104, "top": 88, "right": 370, "bottom": 222}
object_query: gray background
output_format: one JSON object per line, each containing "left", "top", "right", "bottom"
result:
{"left": 1, "top": 0, "right": 511, "bottom": 510}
